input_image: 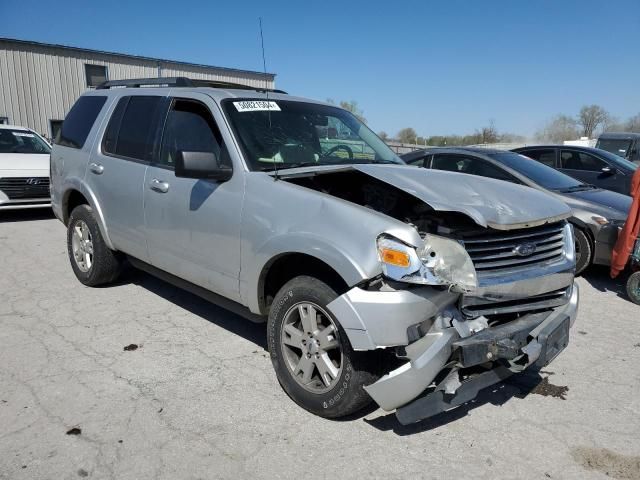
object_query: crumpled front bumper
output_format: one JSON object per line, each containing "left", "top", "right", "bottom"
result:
{"left": 362, "top": 282, "right": 579, "bottom": 423}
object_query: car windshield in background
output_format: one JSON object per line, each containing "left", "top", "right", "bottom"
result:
{"left": 222, "top": 99, "right": 403, "bottom": 171}
{"left": 490, "top": 152, "right": 585, "bottom": 191}
{"left": 595, "top": 148, "right": 638, "bottom": 171}
{"left": 597, "top": 139, "right": 632, "bottom": 158}
{"left": 0, "top": 129, "right": 51, "bottom": 154}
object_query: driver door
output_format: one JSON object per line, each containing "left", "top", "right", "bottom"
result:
{"left": 143, "top": 92, "right": 244, "bottom": 302}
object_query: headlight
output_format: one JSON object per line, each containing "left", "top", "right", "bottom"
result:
{"left": 377, "top": 234, "right": 477, "bottom": 292}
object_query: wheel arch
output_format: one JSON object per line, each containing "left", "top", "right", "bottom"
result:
{"left": 61, "top": 181, "right": 115, "bottom": 250}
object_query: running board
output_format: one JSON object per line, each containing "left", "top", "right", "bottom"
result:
{"left": 127, "top": 256, "right": 265, "bottom": 324}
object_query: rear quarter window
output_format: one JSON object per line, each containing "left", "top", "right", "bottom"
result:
{"left": 56, "top": 96, "right": 107, "bottom": 149}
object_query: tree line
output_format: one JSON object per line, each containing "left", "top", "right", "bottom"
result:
{"left": 333, "top": 99, "right": 640, "bottom": 146}
{"left": 536, "top": 105, "right": 640, "bottom": 143}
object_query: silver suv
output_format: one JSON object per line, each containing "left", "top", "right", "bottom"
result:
{"left": 51, "top": 77, "right": 578, "bottom": 425}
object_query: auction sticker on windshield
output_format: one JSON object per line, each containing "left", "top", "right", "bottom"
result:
{"left": 233, "top": 100, "right": 281, "bottom": 112}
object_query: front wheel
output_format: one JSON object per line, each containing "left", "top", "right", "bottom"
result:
{"left": 627, "top": 272, "right": 640, "bottom": 305}
{"left": 267, "top": 276, "right": 379, "bottom": 418}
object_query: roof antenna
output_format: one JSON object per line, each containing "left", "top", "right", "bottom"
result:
{"left": 259, "top": 17, "right": 278, "bottom": 181}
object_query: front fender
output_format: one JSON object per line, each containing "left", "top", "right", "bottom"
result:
{"left": 246, "top": 232, "right": 382, "bottom": 314}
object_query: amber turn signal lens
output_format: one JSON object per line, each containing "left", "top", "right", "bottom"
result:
{"left": 379, "top": 248, "right": 411, "bottom": 267}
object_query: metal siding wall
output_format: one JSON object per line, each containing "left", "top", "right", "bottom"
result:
{"left": 0, "top": 40, "right": 275, "bottom": 137}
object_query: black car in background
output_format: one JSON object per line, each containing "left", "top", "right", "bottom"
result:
{"left": 596, "top": 132, "right": 640, "bottom": 164}
{"left": 402, "top": 147, "right": 631, "bottom": 274}
{"left": 512, "top": 145, "right": 637, "bottom": 195}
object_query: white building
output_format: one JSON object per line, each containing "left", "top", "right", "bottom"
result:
{"left": 0, "top": 37, "right": 275, "bottom": 140}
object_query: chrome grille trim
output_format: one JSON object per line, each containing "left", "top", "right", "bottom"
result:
{"left": 462, "top": 222, "right": 566, "bottom": 274}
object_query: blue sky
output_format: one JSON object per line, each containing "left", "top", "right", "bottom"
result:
{"left": 2, "top": 0, "right": 639, "bottom": 138}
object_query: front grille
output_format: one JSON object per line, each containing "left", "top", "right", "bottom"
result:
{"left": 0, "top": 177, "right": 50, "bottom": 199}
{"left": 462, "top": 222, "right": 566, "bottom": 275}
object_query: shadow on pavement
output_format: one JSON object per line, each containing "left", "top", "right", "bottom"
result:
{"left": 363, "top": 369, "right": 545, "bottom": 435}
{"left": 122, "top": 268, "right": 268, "bottom": 351}
{"left": 0, "top": 208, "right": 55, "bottom": 223}
{"left": 581, "top": 264, "right": 629, "bottom": 301}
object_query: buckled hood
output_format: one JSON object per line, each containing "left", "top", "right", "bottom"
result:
{"left": 353, "top": 164, "right": 572, "bottom": 230}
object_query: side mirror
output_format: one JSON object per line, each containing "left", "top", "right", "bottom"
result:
{"left": 175, "top": 150, "right": 232, "bottom": 182}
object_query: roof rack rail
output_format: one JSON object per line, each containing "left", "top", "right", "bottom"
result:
{"left": 96, "top": 76, "right": 287, "bottom": 94}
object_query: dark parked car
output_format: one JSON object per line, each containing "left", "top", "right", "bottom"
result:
{"left": 596, "top": 132, "right": 640, "bottom": 164}
{"left": 402, "top": 147, "right": 631, "bottom": 274}
{"left": 513, "top": 145, "right": 637, "bottom": 195}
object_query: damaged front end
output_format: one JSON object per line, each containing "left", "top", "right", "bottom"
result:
{"left": 282, "top": 164, "right": 578, "bottom": 424}
{"left": 327, "top": 220, "right": 578, "bottom": 425}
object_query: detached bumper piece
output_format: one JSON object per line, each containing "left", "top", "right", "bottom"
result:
{"left": 395, "top": 312, "right": 571, "bottom": 425}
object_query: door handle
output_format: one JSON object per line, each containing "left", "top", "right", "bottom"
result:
{"left": 150, "top": 178, "right": 170, "bottom": 193}
{"left": 89, "top": 162, "right": 104, "bottom": 175}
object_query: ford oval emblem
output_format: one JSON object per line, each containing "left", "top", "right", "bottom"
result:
{"left": 513, "top": 242, "right": 537, "bottom": 257}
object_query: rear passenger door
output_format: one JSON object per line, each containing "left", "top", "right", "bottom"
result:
{"left": 87, "top": 94, "right": 166, "bottom": 262}
{"left": 143, "top": 93, "right": 243, "bottom": 302}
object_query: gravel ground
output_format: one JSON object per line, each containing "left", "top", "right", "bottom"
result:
{"left": 1, "top": 210, "right": 639, "bottom": 480}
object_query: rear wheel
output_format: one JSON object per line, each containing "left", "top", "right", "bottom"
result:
{"left": 267, "top": 276, "right": 379, "bottom": 418}
{"left": 626, "top": 272, "right": 640, "bottom": 305}
{"left": 67, "top": 204, "right": 123, "bottom": 286}
{"left": 574, "top": 228, "right": 592, "bottom": 275}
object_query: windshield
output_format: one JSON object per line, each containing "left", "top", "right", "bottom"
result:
{"left": 222, "top": 99, "right": 403, "bottom": 171}
{"left": 489, "top": 152, "right": 585, "bottom": 191}
{"left": 595, "top": 148, "right": 638, "bottom": 171}
{"left": 0, "top": 129, "right": 51, "bottom": 154}
{"left": 597, "top": 138, "right": 632, "bottom": 158}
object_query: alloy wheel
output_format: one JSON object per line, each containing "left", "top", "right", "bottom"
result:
{"left": 280, "top": 302, "right": 343, "bottom": 393}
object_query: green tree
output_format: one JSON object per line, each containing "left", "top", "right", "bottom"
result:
{"left": 397, "top": 127, "right": 417, "bottom": 144}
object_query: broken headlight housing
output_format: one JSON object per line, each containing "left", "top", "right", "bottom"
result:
{"left": 377, "top": 234, "right": 477, "bottom": 292}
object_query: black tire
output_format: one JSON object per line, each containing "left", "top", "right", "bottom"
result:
{"left": 626, "top": 272, "right": 640, "bottom": 305}
{"left": 574, "top": 228, "right": 592, "bottom": 275}
{"left": 267, "top": 276, "right": 379, "bottom": 418}
{"left": 67, "top": 204, "right": 123, "bottom": 286}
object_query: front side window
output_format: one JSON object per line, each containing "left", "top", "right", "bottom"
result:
{"left": 560, "top": 150, "right": 607, "bottom": 171}
{"left": 103, "top": 96, "right": 163, "bottom": 161}
{"left": 57, "top": 95, "right": 107, "bottom": 149}
{"left": 520, "top": 148, "right": 556, "bottom": 167}
{"left": 159, "top": 99, "right": 229, "bottom": 168}
{"left": 432, "top": 154, "right": 516, "bottom": 182}
{"left": 222, "top": 98, "right": 402, "bottom": 171}
{"left": 85, "top": 64, "right": 108, "bottom": 87}
{"left": 0, "top": 129, "right": 51, "bottom": 154}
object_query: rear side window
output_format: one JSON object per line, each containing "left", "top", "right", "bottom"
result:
{"left": 520, "top": 149, "right": 556, "bottom": 167}
{"left": 57, "top": 96, "right": 107, "bottom": 149}
{"left": 102, "top": 96, "right": 163, "bottom": 161}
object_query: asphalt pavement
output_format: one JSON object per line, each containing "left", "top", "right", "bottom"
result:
{"left": 1, "top": 210, "right": 639, "bottom": 480}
